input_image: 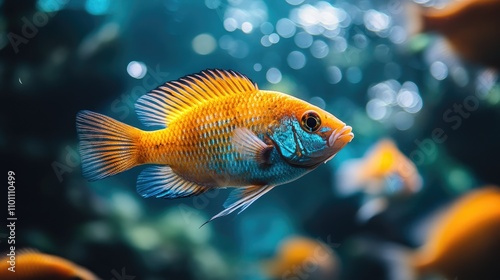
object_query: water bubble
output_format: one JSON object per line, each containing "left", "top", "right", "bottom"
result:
{"left": 369, "top": 80, "right": 398, "bottom": 104}
{"left": 254, "top": 63, "right": 262, "bottom": 72}
{"left": 241, "top": 22, "right": 253, "bottom": 33}
{"left": 269, "top": 33, "right": 280, "bottom": 44}
{"left": 397, "top": 90, "right": 416, "bottom": 108}
{"left": 37, "top": 0, "right": 67, "bottom": 12}
{"left": 260, "top": 35, "right": 272, "bottom": 47}
{"left": 451, "top": 66, "right": 469, "bottom": 87}
{"left": 294, "top": 32, "right": 313, "bottom": 49}
{"left": 192, "top": 33, "right": 217, "bottom": 55}
{"left": 393, "top": 111, "right": 414, "bottom": 130}
{"left": 366, "top": 99, "right": 389, "bottom": 121}
{"left": 310, "top": 40, "right": 329, "bottom": 59}
{"left": 276, "top": 18, "right": 296, "bottom": 38}
{"left": 430, "top": 61, "right": 448, "bottom": 80}
{"left": 85, "top": 0, "right": 110, "bottom": 15}
{"left": 309, "top": 96, "right": 326, "bottom": 109}
{"left": 287, "top": 51, "right": 307, "bottom": 70}
{"left": 331, "top": 36, "right": 347, "bottom": 53}
{"left": 224, "top": 18, "right": 238, "bottom": 32}
{"left": 260, "top": 22, "right": 274, "bottom": 34}
{"left": 286, "top": 0, "right": 304, "bottom": 5}
{"left": 266, "top": 68, "right": 282, "bottom": 84}
{"left": 398, "top": 81, "right": 423, "bottom": 113}
{"left": 205, "top": 0, "right": 221, "bottom": 9}
{"left": 327, "top": 66, "right": 342, "bottom": 84}
{"left": 364, "top": 9, "right": 391, "bottom": 32}
{"left": 127, "top": 61, "right": 147, "bottom": 79}
{"left": 389, "top": 26, "right": 407, "bottom": 44}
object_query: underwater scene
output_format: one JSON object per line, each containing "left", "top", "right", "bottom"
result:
{"left": 2, "top": 0, "right": 500, "bottom": 279}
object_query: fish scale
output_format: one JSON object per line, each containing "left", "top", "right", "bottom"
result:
{"left": 138, "top": 92, "right": 282, "bottom": 186}
{"left": 76, "top": 69, "right": 353, "bottom": 223}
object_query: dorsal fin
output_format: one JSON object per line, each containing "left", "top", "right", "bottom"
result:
{"left": 135, "top": 69, "right": 258, "bottom": 128}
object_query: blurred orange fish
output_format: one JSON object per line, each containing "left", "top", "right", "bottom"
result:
{"left": 0, "top": 250, "right": 99, "bottom": 280}
{"left": 263, "top": 236, "right": 340, "bottom": 280}
{"left": 336, "top": 139, "right": 422, "bottom": 197}
{"left": 335, "top": 139, "right": 422, "bottom": 222}
{"left": 411, "top": 0, "right": 500, "bottom": 68}
{"left": 413, "top": 186, "right": 500, "bottom": 280}
{"left": 76, "top": 69, "right": 353, "bottom": 223}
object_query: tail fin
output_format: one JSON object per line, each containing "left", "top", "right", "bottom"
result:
{"left": 76, "top": 110, "right": 142, "bottom": 181}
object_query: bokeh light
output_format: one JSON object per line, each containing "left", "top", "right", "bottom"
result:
{"left": 192, "top": 33, "right": 217, "bottom": 55}
{"left": 266, "top": 67, "right": 282, "bottom": 84}
{"left": 37, "top": 0, "right": 67, "bottom": 12}
{"left": 126, "top": 61, "right": 147, "bottom": 79}
{"left": 287, "top": 51, "right": 307, "bottom": 70}
{"left": 84, "top": 0, "right": 110, "bottom": 15}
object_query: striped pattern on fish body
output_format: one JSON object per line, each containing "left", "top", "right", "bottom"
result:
{"left": 76, "top": 69, "right": 354, "bottom": 223}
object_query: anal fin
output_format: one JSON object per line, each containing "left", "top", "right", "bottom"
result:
{"left": 202, "top": 185, "right": 275, "bottom": 226}
{"left": 137, "top": 166, "right": 207, "bottom": 199}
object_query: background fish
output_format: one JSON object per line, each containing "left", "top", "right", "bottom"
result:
{"left": 262, "top": 236, "right": 340, "bottom": 280}
{"left": 335, "top": 139, "right": 422, "bottom": 222}
{"left": 76, "top": 69, "right": 353, "bottom": 222}
{"left": 409, "top": 0, "right": 500, "bottom": 68}
{"left": 336, "top": 138, "right": 422, "bottom": 197}
{"left": 412, "top": 186, "right": 500, "bottom": 280}
{"left": 0, "top": 250, "right": 99, "bottom": 280}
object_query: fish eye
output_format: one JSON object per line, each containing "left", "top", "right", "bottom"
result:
{"left": 300, "top": 111, "right": 321, "bottom": 132}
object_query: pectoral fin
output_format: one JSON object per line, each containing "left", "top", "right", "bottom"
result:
{"left": 201, "top": 185, "right": 275, "bottom": 226}
{"left": 232, "top": 127, "right": 273, "bottom": 165}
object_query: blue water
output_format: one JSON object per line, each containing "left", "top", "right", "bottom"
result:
{"left": 1, "top": 0, "right": 499, "bottom": 279}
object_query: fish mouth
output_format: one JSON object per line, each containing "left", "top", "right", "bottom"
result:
{"left": 324, "top": 125, "right": 353, "bottom": 163}
{"left": 328, "top": 125, "right": 354, "bottom": 148}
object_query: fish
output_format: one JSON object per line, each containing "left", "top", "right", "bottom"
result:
{"left": 409, "top": 0, "right": 500, "bottom": 68}
{"left": 336, "top": 138, "right": 422, "bottom": 197}
{"left": 76, "top": 69, "right": 353, "bottom": 223}
{"left": 335, "top": 139, "right": 422, "bottom": 222}
{"left": 412, "top": 186, "right": 500, "bottom": 280}
{"left": 262, "top": 236, "right": 340, "bottom": 280}
{"left": 0, "top": 249, "right": 99, "bottom": 280}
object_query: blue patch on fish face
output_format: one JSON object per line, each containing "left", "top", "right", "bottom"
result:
{"left": 268, "top": 116, "right": 331, "bottom": 167}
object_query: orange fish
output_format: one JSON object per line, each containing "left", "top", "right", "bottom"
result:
{"left": 0, "top": 250, "right": 99, "bottom": 280}
{"left": 412, "top": 0, "right": 500, "bottom": 68}
{"left": 263, "top": 236, "right": 340, "bottom": 280}
{"left": 76, "top": 69, "right": 353, "bottom": 222}
{"left": 336, "top": 138, "right": 422, "bottom": 197}
{"left": 413, "top": 186, "right": 500, "bottom": 279}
